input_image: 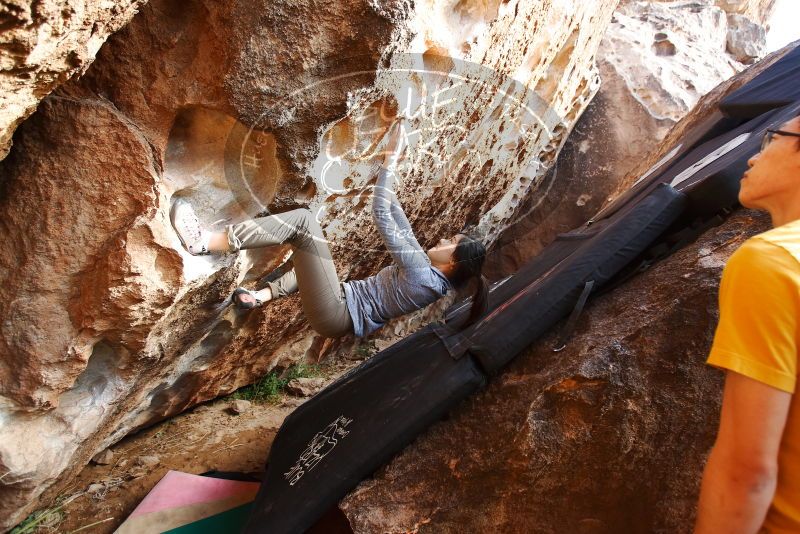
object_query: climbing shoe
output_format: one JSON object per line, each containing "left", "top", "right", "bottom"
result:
{"left": 170, "top": 198, "right": 210, "bottom": 256}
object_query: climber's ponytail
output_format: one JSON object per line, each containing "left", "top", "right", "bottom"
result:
{"left": 465, "top": 273, "right": 489, "bottom": 327}
{"left": 447, "top": 233, "right": 488, "bottom": 328}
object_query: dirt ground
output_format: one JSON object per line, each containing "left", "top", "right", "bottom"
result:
{"left": 26, "top": 359, "right": 359, "bottom": 534}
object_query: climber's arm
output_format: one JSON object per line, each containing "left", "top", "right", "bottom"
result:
{"left": 694, "top": 371, "right": 790, "bottom": 534}
{"left": 370, "top": 119, "right": 428, "bottom": 268}
{"left": 371, "top": 164, "right": 429, "bottom": 269}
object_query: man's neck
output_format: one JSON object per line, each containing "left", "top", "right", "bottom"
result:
{"left": 767, "top": 192, "right": 800, "bottom": 228}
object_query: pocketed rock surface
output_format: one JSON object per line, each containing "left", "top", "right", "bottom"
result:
{"left": 0, "top": 0, "right": 622, "bottom": 527}
{"left": 485, "top": 33, "right": 785, "bottom": 279}
{"left": 0, "top": 0, "right": 147, "bottom": 161}
{"left": 341, "top": 208, "right": 772, "bottom": 534}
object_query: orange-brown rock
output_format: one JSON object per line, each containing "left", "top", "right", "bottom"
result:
{"left": 0, "top": 0, "right": 622, "bottom": 528}
{"left": 0, "top": 0, "right": 147, "bottom": 161}
{"left": 341, "top": 207, "right": 771, "bottom": 534}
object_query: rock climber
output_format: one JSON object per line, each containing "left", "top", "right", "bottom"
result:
{"left": 695, "top": 113, "right": 800, "bottom": 533}
{"left": 169, "top": 118, "right": 488, "bottom": 338}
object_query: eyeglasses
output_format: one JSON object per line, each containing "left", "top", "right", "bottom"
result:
{"left": 761, "top": 129, "right": 800, "bottom": 152}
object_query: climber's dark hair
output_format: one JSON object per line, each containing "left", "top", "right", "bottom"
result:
{"left": 447, "top": 233, "right": 488, "bottom": 327}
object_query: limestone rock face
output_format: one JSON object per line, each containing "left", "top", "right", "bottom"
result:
{"left": 0, "top": 0, "right": 147, "bottom": 161}
{"left": 715, "top": 0, "right": 776, "bottom": 22}
{"left": 727, "top": 13, "right": 767, "bottom": 63}
{"left": 602, "top": 0, "right": 770, "bottom": 123}
{"left": 486, "top": 0, "right": 776, "bottom": 277}
{"left": 341, "top": 207, "right": 772, "bottom": 534}
{"left": 0, "top": 0, "right": 621, "bottom": 527}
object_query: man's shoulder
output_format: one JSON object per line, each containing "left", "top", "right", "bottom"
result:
{"left": 751, "top": 219, "right": 800, "bottom": 267}
{"left": 730, "top": 223, "right": 800, "bottom": 277}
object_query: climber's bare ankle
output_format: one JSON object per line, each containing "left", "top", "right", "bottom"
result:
{"left": 207, "top": 231, "right": 231, "bottom": 253}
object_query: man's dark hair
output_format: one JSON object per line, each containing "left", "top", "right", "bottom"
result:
{"left": 796, "top": 111, "right": 800, "bottom": 150}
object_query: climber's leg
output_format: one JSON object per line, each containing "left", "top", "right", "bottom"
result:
{"left": 207, "top": 231, "right": 230, "bottom": 252}
{"left": 266, "top": 268, "right": 299, "bottom": 299}
{"left": 226, "top": 209, "right": 352, "bottom": 337}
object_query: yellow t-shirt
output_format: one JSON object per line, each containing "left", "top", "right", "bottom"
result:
{"left": 708, "top": 218, "right": 800, "bottom": 533}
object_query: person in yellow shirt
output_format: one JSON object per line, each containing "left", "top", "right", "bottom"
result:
{"left": 696, "top": 114, "right": 800, "bottom": 533}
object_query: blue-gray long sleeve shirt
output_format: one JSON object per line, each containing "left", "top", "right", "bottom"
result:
{"left": 342, "top": 165, "right": 452, "bottom": 337}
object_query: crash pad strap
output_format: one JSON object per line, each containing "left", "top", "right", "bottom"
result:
{"left": 430, "top": 322, "right": 472, "bottom": 360}
{"left": 553, "top": 280, "right": 595, "bottom": 352}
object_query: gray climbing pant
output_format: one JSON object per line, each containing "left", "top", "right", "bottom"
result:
{"left": 226, "top": 208, "right": 353, "bottom": 338}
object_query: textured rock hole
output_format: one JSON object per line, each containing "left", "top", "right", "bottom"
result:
{"left": 475, "top": 158, "right": 494, "bottom": 188}
{"left": 535, "top": 27, "right": 579, "bottom": 102}
{"left": 314, "top": 100, "right": 394, "bottom": 195}
{"left": 166, "top": 106, "right": 285, "bottom": 282}
{"left": 489, "top": 104, "right": 505, "bottom": 121}
{"left": 652, "top": 39, "right": 677, "bottom": 57}
{"left": 165, "top": 106, "right": 281, "bottom": 220}
{"left": 452, "top": 0, "right": 504, "bottom": 31}
{"left": 59, "top": 341, "right": 124, "bottom": 412}
{"left": 323, "top": 117, "right": 358, "bottom": 159}
{"left": 296, "top": 180, "right": 318, "bottom": 203}
{"left": 422, "top": 45, "right": 455, "bottom": 87}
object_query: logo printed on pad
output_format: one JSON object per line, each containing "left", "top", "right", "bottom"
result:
{"left": 669, "top": 133, "right": 751, "bottom": 188}
{"left": 284, "top": 415, "right": 353, "bottom": 486}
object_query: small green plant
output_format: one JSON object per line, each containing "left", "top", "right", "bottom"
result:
{"left": 11, "top": 504, "right": 64, "bottom": 534}
{"left": 353, "top": 340, "right": 378, "bottom": 359}
{"left": 230, "top": 363, "right": 321, "bottom": 403}
{"left": 284, "top": 362, "right": 320, "bottom": 381}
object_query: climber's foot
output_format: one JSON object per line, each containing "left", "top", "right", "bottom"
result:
{"left": 170, "top": 198, "right": 210, "bottom": 256}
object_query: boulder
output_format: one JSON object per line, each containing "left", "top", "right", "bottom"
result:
{"left": 0, "top": 0, "right": 622, "bottom": 527}
{"left": 286, "top": 377, "right": 326, "bottom": 397}
{"left": 134, "top": 455, "right": 160, "bottom": 469}
{"left": 341, "top": 207, "right": 772, "bottom": 533}
{"left": 485, "top": 0, "right": 778, "bottom": 278}
{"left": 0, "top": 0, "right": 146, "bottom": 161}
{"left": 229, "top": 399, "right": 252, "bottom": 415}
{"left": 603, "top": 1, "right": 742, "bottom": 123}
{"left": 90, "top": 449, "right": 114, "bottom": 466}
{"left": 727, "top": 13, "right": 767, "bottom": 64}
